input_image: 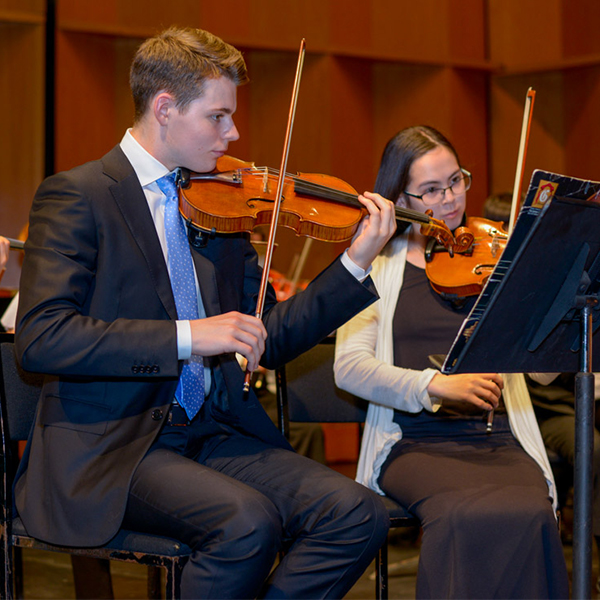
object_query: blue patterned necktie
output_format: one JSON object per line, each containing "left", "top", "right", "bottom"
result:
{"left": 156, "top": 172, "right": 205, "bottom": 420}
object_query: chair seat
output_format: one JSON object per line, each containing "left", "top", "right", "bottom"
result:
{"left": 12, "top": 516, "right": 192, "bottom": 558}
{"left": 379, "top": 495, "right": 419, "bottom": 525}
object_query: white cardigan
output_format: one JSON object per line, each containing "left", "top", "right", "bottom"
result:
{"left": 334, "top": 235, "right": 557, "bottom": 510}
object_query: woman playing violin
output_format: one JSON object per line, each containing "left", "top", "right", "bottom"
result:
{"left": 334, "top": 125, "right": 568, "bottom": 599}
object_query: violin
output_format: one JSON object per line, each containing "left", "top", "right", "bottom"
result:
{"left": 424, "top": 216, "right": 508, "bottom": 298}
{"left": 423, "top": 88, "right": 536, "bottom": 301}
{"left": 178, "top": 155, "right": 473, "bottom": 255}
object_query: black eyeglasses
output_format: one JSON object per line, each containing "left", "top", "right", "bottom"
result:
{"left": 404, "top": 168, "right": 472, "bottom": 206}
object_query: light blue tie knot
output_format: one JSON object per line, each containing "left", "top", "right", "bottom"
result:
{"left": 156, "top": 171, "right": 205, "bottom": 420}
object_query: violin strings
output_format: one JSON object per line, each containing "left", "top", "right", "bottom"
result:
{"left": 255, "top": 167, "right": 363, "bottom": 206}
{"left": 252, "top": 167, "right": 429, "bottom": 225}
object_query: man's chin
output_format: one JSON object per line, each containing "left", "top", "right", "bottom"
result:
{"left": 183, "top": 161, "right": 217, "bottom": 174}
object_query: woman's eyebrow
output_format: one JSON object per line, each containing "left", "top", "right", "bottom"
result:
{"left": 417, "top": 170, "right": 461, "bottom": 187}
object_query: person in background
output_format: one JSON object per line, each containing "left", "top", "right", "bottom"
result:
{"left": 334, "top": 125, "right": 569, "bottom": 599}
{"left": 14, "top": 27, "right": 395, "bottom": 599}
{"left": 528, "top": 371, "right": 600, "bottom": 591}
{"left": 1, "top": 224, "right": 28, "bottom": 333}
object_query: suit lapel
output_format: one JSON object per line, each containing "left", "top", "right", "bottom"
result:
{"left": 191, "top": 249, "right": 221, "bottom": 317}
{"left": 102, "top": 147, "right": 178, "bottom": 319}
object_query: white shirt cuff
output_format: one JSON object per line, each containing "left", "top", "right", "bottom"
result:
{"left": 341, "top": 249, "right": 372, "bottom": 282}
{"left": 176, "top": 320, "right": 193, "bottom": 360}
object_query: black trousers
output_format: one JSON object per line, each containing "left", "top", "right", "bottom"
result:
{"left": 379, "top": 415, "right": 569, "bottom": 599}
{"left": 122, "top": 403, "right": 389, "bottom": 599}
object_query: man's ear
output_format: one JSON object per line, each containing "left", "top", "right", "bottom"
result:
{"left": 153, "top": 92, "right": 176, "bottom": 126}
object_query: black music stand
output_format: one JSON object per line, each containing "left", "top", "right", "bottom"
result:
{"left": 444, "top": 193, "right": 600, "bottom": 599}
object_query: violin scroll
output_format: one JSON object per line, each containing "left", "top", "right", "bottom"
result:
{"left": 452, "top": 225, "right": 476, "bottom": 254}
{"left": 419, "top": 211, "right": 474, "bottom": 258}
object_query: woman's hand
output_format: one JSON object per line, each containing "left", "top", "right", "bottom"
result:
{"left": 428, "top": 372, "right": 503, "bottom": 411}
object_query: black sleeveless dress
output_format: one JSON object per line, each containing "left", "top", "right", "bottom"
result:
{"left": 378, "top": 262, "right": 568, "bottom": 599}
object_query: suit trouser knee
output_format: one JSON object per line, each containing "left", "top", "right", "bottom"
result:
{"left": 123, "top": 448, "right": 284, "bottom": 597}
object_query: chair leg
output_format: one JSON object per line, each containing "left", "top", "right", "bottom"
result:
{"left": 13, "top": 546, "right": 23, "bottom": 600}
{"left": 165, "top": 558, "right": 187, "bottom": 600}
{"left": 147, "top": 565, "right": 163, "bottom": 599}
{"left": 3, "top": 542, "right": 15, "bottom": 600}
{"left": 375, "top": 540, "right": 389, "bottom": 600}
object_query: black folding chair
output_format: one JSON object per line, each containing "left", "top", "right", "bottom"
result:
{"left": 0, "top": 342, "right": 191, "bottom": 599}
{"left": 275, "top": 338, "right": 419, "bottom": 600}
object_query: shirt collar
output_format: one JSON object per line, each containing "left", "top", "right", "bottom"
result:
{"left": 119, "top": 128, "right": 171, "bottom": 187}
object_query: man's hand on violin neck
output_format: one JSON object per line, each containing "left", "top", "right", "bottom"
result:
{"left": 347, "top": 192, "right": 396, "bottom": 271}
{"left": 190, "top": 312, "right": 267, "bottom": 372}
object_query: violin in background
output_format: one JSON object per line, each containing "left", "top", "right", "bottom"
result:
{"left": 423, "top": 87, "right": 536, "bottom": 300}
{"left": 424, "top": 216, "right": 508, "bottom": 298}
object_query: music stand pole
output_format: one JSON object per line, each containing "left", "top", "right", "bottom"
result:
{"left": 573, "top": 300, "right": 598, "bottom": 599}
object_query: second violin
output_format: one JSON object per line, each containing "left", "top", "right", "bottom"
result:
{"left": 424, "top": 216, "right": 508, "bottom": 298}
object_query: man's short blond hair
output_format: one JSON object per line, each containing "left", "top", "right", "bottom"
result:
{"left": 130, "top": 27, "right": 248, "bottom": 123}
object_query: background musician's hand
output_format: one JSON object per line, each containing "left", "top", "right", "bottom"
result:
{"left": 347, "top": 192, "right": 396, "bottom": 271}
{"left": 190, "top": 312, "right": 267, "bottom": 372}
{"left": 0, "top": 236, "right": 9, "bottom": 282}
{"left": 428, "top": 372, "right": 503, "bottom": 411}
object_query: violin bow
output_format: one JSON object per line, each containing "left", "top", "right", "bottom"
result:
{"left": 508, "top": 87, "right": 536, "bottom": 234}
{"left": 485, "top": 87, "right": 535, "bottom": 433}
{"left": 243, "top": 38, "right": 306, "bottom": 393}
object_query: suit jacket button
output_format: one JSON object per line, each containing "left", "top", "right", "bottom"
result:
{"left": 153, "top": 365, "right": 160, "bottom": 373}
{"left": 132, "top": 366, "right": 139, "bottom": 374}
{"left": 151, "top": 409, "right": 163, "bottom": 421}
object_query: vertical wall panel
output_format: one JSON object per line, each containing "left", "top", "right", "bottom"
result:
{"left": 487, "top": 0, "right": 562, "bottom": 67}
{"left": 490, "top": 73, "right": 565, "bottom": 197}
{"left": 448, "top": 69, "right": 488, "bottom": 216}
{"left": 565, "top": 66, "right": 600, "bottom": 181}
{"left": 55, "top": 32, "right": 118, "bottom": 172}
{"left": 0, "top": 22, "right": 44, "bottom": 289}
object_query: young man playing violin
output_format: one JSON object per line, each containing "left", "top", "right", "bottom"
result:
{"left": 13, "top": 27, "right": 395, "bottom": 599}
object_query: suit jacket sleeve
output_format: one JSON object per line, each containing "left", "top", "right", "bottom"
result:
{"left": 16, "top": 163, "right": 179, "bottom": 379}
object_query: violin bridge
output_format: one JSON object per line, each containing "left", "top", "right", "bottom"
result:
{"left": 261, "top": 169, "right": 270, "bottom": 194}
{"left": 491, "top": 237, "right": 499, "bottom": 257}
